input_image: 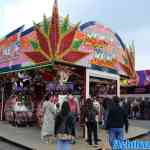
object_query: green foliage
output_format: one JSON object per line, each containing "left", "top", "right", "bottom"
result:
{"left": 72, "top": 40, "right": 83, "bottom": 49}
{"left": 43, "top": 15, "right": 49, "bottom": 36}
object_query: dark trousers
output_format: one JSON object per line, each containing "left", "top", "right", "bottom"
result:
{"left": 71, "top": 113, "right": 77, "bottom": 137}
{"left": 86, "top": 121, "right": 98, "bottom": 145}
{"left": 140, "top": 111, "right": 144, "bottom": 119}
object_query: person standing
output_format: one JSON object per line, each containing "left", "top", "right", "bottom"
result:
{"left": 85, "top": 98, "right": 98, "bottom": 146}
{"left": 67, "top": 92, "right": 80, "bottom": 140}
{"left": 56, "top": 103, "right": 60, "bottom": 114}
{"left": 41, "top": 94, "right": 56, "bottom": 143}
{"left": 139, "top": 98, "right": 145, "bottom": 119}
{"left": 93, "top": 97, "right": 101, "bottom": 141}
{"left": 127, "top": 100, "right": 131, "bottom": 119}
{"left": 102, "top": 97, "right": 112, "bottom": 128}
{"left": 122, "top": 98, "right": 129, "bottom": 117}
{"left": 132, "top": 99, "right": 139, "bottom": 119}
{"left": 55, "top": 101, "right": 75, "bottom": 150}
{"left": 80, "top": 98, "right": 87, "bottom": 138}
{"left": 106, "top": 96, "right": 129, "bottom": 149}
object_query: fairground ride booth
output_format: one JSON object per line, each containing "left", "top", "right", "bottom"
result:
{"left": 0, "top": 1, "right": 131, "bottom": 126}
{"left": 79, "top": 21, "right": 129, "bottom": 98}
{"left": 121, "top": 70, "right": 150, "bottom": 97}
{"left": 120, "top": 70, "right": 150, "bottom": 120}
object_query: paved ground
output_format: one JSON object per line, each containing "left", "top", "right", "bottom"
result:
{"left": 0, "top": 138, "right": 30, "bottom": 150}
{"left": 0, "top": 120, "right": 149, "bottom": 150}
{"left": 132, "top": 120, "right": 150, "bottom": 141}
{"left": 129, "top": 120, "right": 150, "bottom": 129}
{"left": 138, "top": 133, "right": 150, "bottom": 140}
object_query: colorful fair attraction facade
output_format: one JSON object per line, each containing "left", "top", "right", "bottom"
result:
{"left": 0, "top": 0, "right": 136, "bottom": 100}
{"left": 121, "top": 69, "right": 150, "bottom": 97}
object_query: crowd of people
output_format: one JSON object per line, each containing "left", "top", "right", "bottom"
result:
{"left": 1, "top": 70, "right": 150, "bottom": 150}
{"left": 41, "top": 92, "right": 79, "bottom": 150}
{"left": 80, "top": 96, "right": 129, "bottom": 149}
{"left": 40, "top": 94, "right": 130, "bottom": 150}
{"left": 120, "top": 97, "right": 150, "bottom": 120}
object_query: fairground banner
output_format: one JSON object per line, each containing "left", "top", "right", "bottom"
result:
{"left": 0, "top": 0, "right": 132, "bottom": 76}
{"left": 79, "top": 21, "right": 134, "bottom": 76}
{"left": 0, "top": 23, "right": 129, "bottom": 75}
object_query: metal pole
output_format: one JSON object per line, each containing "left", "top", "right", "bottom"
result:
{"left": 1, "top": 87, "right": 4, "bottom": 121}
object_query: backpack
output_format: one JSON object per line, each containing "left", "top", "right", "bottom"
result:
{"left": 87, "top": 109, "right": 96, "bottom": 122}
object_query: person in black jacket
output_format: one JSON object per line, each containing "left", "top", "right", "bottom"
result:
{"left": 139, "top": 99, "right": 145, "bottom": 119}
{"left": 85, "top": 98, "right": 98, "bottom": 146}
{"left": 106, "top": 96, "right": 128, "bottom": 149}
{"left": 55, "top": 101, "right": 75, "bottom": 150}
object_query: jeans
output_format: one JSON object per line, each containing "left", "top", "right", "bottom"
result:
{"left": 86, "top": 121, "right": 98, "bottom": 145}
{"left": 108, "top": 128, "right": 124, "bottom": 150}
{"left": 56, "top": 140, "right": 71, "bottom": 150}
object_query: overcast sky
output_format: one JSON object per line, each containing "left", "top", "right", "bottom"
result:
{"left": 0, "top": 0, "right": 150, "bottom": 70}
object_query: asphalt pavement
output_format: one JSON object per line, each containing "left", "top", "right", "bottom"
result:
{"left": 0, "top": 138, "right": 32, "bottom": 150}
{"left": 129, "top": 120, "right": 150, "bottom": 129}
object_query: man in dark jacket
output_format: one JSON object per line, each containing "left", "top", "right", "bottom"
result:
{"left": 106, "top": 96, "right": 129, "bottom": 149}
{"left": 85, "top": 99, "right": 98, "bottom": 146}
{"left": 139, "top": 99, "right": 145, "bottom": 119}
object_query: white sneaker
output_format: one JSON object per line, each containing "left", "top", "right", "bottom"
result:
{"left": 94, "top": 144, "right": 99, "bottom": 147}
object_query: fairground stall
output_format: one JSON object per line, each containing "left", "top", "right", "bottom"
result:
{"left": 121, "top": 70, "right": 150, "bottom": 95}
{"left": 0, "top": 0, "right": 132, "bottom": 126}
{"left": 121, "top": 70, "right": 150, "bottom": 120}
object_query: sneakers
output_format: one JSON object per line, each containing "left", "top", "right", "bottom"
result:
{"left": 94, "top": 144, "right": 99, "bottom": 147}
{"left": 41, "top": 140, "right": 49, "bottom": 144}
{"left": 41, "top": 137, "right": 49, "bottom": 144}
{"left": 88, "top": 143, "right": 99, "bottom": 147}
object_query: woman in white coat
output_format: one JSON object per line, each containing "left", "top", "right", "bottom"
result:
{"left": 41, "top": 95, "right": 56, "bottom": 143}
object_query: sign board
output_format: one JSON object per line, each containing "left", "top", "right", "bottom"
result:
{"left": 0, "top": 21, "right": 128, "bottom": 76}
